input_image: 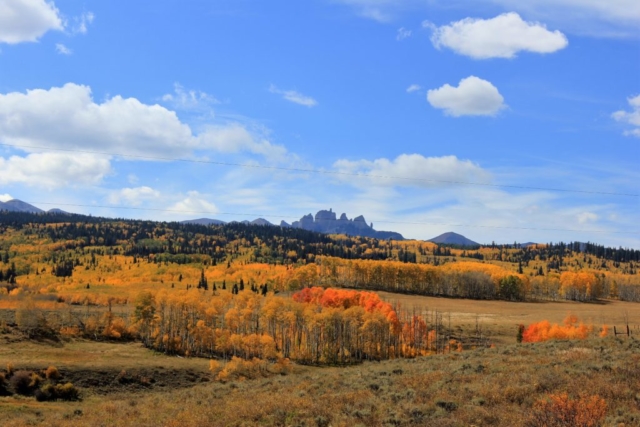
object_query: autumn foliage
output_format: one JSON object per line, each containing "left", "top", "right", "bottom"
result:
{"left": 127, "top": 286, "right": 442, "bottom": 364}
{"left": 522, "top": 315, "right": 593, "bottom": 342}
{"left": 528, "top": 393, "right": 607, "bottom": 427}
{"left": 292, "top": 287, "right": 398, "bottom": 323}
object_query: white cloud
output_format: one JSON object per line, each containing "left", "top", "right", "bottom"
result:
{"left": 55, "top": 43, "right": 72, "bottom": 55}
{"left": 0, "top": 193, "right": 13, "bottom": 202}
{"left": 0, "top": 83, "right": 290, "bottom": 187}
{"left": 334, "top": 0, "right": 639, "bottom": 37}
{"left": 72, "top": 11, "right": 94, "bottom": 34}
{"left": 168, "top": 191, "right": 218, "bottom": 215}
{"left": 492, "top": 0, "right": 640, "bottom": 36}
{"left": 0, "top": 83, "right": 287, "bottom": 158}
{"left": 0, "top": 0, "right": 64, "bottom": 44}
{"left": 427, "top": 76, "right": 505, "bottom": 117}
{"left": 396, "top": 27, "right": 411, "bottom": 40}
{"left": 0, "top": 152, "right": 111, "bottom": 188}
{"left": 406, "top": 84, "right": 421, "bottom": 93}
{"left": 108, "top": 186, "right": 161, "bottom": 206}
{"left": 612, "top": 94, "right": 640, "bottom": 138}
{"left": 161, "top": 83, "right": 219, "bottom": 112}
{"left": 333, "top": 154, "right": 491, "bottom": 188}
{"left": 429, "top": 13, "right": 568, "bottom": 59}
{"left": 0, "top": 83, "right": 195, "bottom": 157}
{"left": 197, "top": 124, "right": 289, "bottom": 161}
{"left": 269, "top": 84, "right": 318, "bottom": 108}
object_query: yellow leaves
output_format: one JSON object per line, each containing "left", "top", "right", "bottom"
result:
{"left": 209, "top": 359, "right": 221, "bottom": 374}
{"left": 559, "top": 271, "right": 602, "bottom": 301}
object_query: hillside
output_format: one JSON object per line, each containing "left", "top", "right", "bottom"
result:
{"left": 0, "top": 199, "right": 44, "bottom": 213}
{"left": 1, "top": 211, "right": 638, "bottom": 304}
{"left": 428, "top": 231, "right": 479, "bottom": 247}
{"left": 0, "top": 210, "right": 639, "bottom": 427}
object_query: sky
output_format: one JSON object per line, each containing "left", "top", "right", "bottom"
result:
{"left": 0, "top": 0, "right": 638, "bottom": 247}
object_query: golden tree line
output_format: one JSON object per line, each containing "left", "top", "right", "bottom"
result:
{"left": 19, "top": 287, "right": 449, "bottom": 365}
{"left": 130, "top": 287, "right": 450, "bottom": 364}
{"left": 313, "top": 256, "right": 636, "bottom": 302}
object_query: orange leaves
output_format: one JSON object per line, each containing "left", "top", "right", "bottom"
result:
{"left": 599, "top": 325, "right": 609, "bottom": 338}
{"left": 292, "top": 287, "right": 399, "bottom": 325}
{"left": 530, "top": 393, "right": 606, "bottom": 427}
{"left": 522, "top": 315, "right": 593, "bottom": 342}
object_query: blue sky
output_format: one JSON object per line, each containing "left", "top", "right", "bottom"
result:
{"left": 0, "top": 0, "right": 638, "bottom": 246}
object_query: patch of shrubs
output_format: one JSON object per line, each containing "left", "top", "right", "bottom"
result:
{"left": 1, "top": 364, "right": 80, "bottom": 401}
{"left": 10, "top": 370, "right": 40, "bottom": 395}
{"left": 35, "top": 383, "right": 80, "bottom": 402}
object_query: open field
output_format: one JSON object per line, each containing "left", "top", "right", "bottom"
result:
{"left": 1, "top": 293, "right": 640, "bottom": 426}
{"left": 379, "top": 292, "right": 640, "bottom": 344}
{"left": 1, "top": 330, "right": 639, "bottom": 426}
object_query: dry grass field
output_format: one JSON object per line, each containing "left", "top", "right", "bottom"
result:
{"left": 1, "top": 293, "right": 639, "bottom": 426}
{"left": 1, "top": 333, "right": 639, "bottom": 426}
{"left": 379, "top": 292, "right": 640, "bottom": 344}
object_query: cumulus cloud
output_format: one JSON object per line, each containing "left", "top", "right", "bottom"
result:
{"left": 269, "top": 84, "right": 318, "bottom": 107}
{"left": 55, "top": 43, "right": 72, "bottom": 55}
{"left": 0, "top": 193, "right": 13, "bottom": 202}
{"left": 335, "top": 0, "right": 639, "bottom": 36}
{"left": 428, "top": 13, "right": 568, "bottom": 59}
{"left": 0, "top": 83, "right": 290, "bottom": 187}
{"left": 0, "top": 0, "right": 64, "bottom": 44}
{"left": 108, "top": 186, "right": 161, "bottom": 206}
{"left": 168, "top": 191, "right": 218, "bottom": 215}
{"left": 333, "top": 154, "right": 491, "bottom": 188}
{"left": 493, "top": 0, "right": 640, "bottom": 36}
{"left": 0, "top": 152, "right": 111, "bottom": 188}
{"left": 406, "top": 84, "right": 421, "bottom": 93}
{"left": 0, "top": 83, "right": 194, "bottom": 157}
{"left": 612, "top": 94, "right": 640, "bottom": 138}
{"left": 0, "top": 83, "right": 287, "bottom": 158}
{"left": 427, "top": 76, "right": 505, "bottom": 117}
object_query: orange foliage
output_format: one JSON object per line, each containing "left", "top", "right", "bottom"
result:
{"left": 522, "top": 315, "right": 593, "bottom": 342}
{"left": 292, "top": 287, "right": 399, "bottom": 326}
{"left": 530, "top": 393, "right": 606, "bottom": 427}
{"left": 599, "top": 325, "right": 609, "bottom": 338}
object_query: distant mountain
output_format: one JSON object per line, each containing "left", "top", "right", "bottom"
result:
{"left": 0, "top": 199, "right": 44, "bottom": 213}
{"left": 251, "top": 218, "right": 273, "bottom": 226}
{"left": 181, "top": 218, "right": 226, "bottom": 226}
{"left": 428, "top": 232, "right": 479, "bottom": 247}
{"left": 289, "top": 209, "right": 404, "bottom": 240}
{"left": 47, "top": 208, "right": 70, "bottom": 215}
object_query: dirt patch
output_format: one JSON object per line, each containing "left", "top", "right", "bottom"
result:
{"left": 37, "top": 367, "right": 213, "bottom": 396}
{"left": 0, "top": 325, "right": 212, "bottom": 399}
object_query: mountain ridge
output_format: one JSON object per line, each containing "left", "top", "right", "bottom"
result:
{"left": 428, "top": 232, "right": 479, "bottom": 247}
{"left": 286, "top": 209, "right": 405, "bottom": 240}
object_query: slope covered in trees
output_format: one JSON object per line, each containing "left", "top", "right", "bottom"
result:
{"left": 0, "top": 211, "right": 639, "bottom": 305}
